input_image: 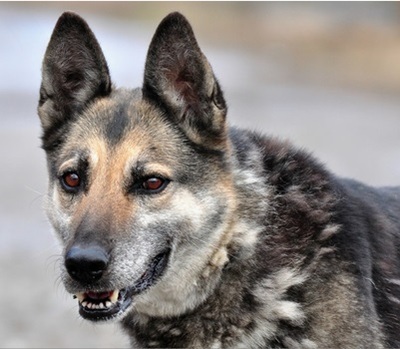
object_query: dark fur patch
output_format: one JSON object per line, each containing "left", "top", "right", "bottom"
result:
{"left": 143, "top": 12, "right": 227, "bottom": 150}
{"left": 38, "top": 12, "right": 111, "bottom": 150}
{"left": 39, "top": 11, "right": 400, "bottom": 349}
{"left": 103, "top": 102, "right": 131, "bottom": 146}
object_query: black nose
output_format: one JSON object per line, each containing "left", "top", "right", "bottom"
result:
{"left": 65, "top": 245, "right": 109, "bottom": 283}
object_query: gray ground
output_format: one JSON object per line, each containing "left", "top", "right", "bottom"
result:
{"left": 1, "top": 3, "right": 399, "bottom": 348}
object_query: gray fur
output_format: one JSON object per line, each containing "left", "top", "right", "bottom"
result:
{"left": 39, "top": 12, "right": 400, "bottom": 348}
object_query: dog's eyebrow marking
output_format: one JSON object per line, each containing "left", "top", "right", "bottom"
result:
{"left": 130, "top": 160, "right": 173, "bottom": 180}
{"left": 59, "top": 158, "right": 80, "bottom": 175}
{"left": 58, "top": 150, "right": 89, "bottom": 173}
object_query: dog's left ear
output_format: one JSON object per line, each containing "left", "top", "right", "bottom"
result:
{"left": 38, "top": 12, "right": 111, "bottom": 149}
{"left": 143, "top": 12, "right": 227, "bottom": 150}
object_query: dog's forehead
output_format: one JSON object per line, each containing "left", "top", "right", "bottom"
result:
{"left": 59, "top": 87, "right": 184, "bottom": 169}
{"left": 73, "top": 88, "right": 175, "bottom": 146}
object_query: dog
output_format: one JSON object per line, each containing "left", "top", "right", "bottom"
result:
{"left": 38, "top": 11, "right": 400, "bottom": 348}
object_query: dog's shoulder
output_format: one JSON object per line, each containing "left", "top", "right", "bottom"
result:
{"left": 229, "top": 127, "right": 337, "bottom": 229}
{"left": 229, "top": 127, "right": 400, "bottom": 347}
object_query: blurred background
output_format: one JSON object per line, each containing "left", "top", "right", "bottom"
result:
{"left": 1, "top": 2, "right": 400, "bottom": 347}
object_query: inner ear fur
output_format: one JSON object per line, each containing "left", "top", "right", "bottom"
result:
{"left": 38, "top": 12, "right": 111, "bottom": 135}
{"left": 143, "top": 12, "right": 228, "bottom": 149}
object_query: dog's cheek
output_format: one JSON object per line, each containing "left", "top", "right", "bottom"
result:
{"left": 165, "top": 189, "right": 231, "bottom": 246}
{"left": 45, "top": 187, "right": 75, "bottom": 243}
{"left": 168, "top": 193, "right": 205, "bottom": 238}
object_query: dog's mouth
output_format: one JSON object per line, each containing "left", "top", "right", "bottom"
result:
{"left": 74, "top": 250, "right": 170, "bottom": 321}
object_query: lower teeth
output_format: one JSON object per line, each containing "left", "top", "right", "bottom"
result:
{"left": 75, "top": 290, "right": 120, "bottom": 310}
{"left": 83, "top": 301, "right": 108, "bottom": 310}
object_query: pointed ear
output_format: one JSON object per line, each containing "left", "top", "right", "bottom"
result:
{"left": 143, "top": 12, "right": 227, "bottom": 150}
{"left": 38, "top": 12, "right": 111, "bottom": 138}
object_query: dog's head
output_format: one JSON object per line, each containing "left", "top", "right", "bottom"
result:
{"left": 38, "top": 12, "right": 236, "bottom": 321}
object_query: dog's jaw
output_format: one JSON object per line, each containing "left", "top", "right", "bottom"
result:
{"left": 72, "top": 249, "right": 171, "bottom": 322}
{"left": 132, "top": 214, "right": 237, "bottom": 318}
{"left": 75, "top": 289, "right": 130, "bottom": 321}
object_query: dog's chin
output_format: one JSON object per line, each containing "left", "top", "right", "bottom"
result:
{"left": 72, "top": 249, "right": 171, "bottom": 322}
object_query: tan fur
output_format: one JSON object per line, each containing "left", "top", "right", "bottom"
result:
{"left": 39, "top": 12, "right": 400, "bottom": 348}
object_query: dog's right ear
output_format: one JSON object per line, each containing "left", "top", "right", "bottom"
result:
{"left": 38, "top": 12, "right": 111, "bottom": 148}
{"left": 142, "top": 13, "right": 227, "bottom": 150}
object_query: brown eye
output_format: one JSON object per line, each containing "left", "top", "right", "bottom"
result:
{"left": 143, "top": 177, "right": 164, "bottom": 191}
{"left": 61, "top": 172, "right": 81, "bottom": 191}
{"left": 130, "top": 176, "right": 170, "bottom": 195}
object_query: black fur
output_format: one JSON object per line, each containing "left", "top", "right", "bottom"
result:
{"left": 38, "top": 12, "right": 111, "bottom": 151}
{"left": 103, "top": 101, "right": 131, "bottom": 146}
{"left": 143, "top": 12, "right": 227, "bottom": 150}
{"left": 39, "top": 11, "right": 400, "bottom": 349}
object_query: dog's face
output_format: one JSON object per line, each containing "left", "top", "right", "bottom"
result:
{"left": 39, "top": 12, "right": 236, "bottom": 321}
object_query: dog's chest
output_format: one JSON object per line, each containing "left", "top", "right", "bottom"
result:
{"left": 123, "top": 280, "right": 311, "bottom": 349}
{"left": 126, "top": 310, "right": 254, "bottom": 348}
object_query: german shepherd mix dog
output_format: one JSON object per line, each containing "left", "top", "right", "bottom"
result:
{"left": 38, "top": 12, "right": 400, "bottom": 348}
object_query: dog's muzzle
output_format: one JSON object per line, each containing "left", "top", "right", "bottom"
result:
{"left": 66, "top": 248, "right": 171, "bottom": 321}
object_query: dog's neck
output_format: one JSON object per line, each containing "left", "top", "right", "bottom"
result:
{"left": 123, "top": 132, "right": 269, "bottom": 319}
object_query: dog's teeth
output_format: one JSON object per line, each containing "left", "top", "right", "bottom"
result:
{"left": 77, "top": 290, "right": 119, "bottom": 310}
{"left": 110, "top": 290, "right": 119, "bottom": 303}
{"left": 75, "top": 292, "right": 85, "bottom": 302}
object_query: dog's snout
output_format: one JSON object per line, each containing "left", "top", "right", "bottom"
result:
{"left": 65, "top": 245, "right": 109, "bottom": 283}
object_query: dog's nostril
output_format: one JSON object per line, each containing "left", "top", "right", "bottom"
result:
{"left": 65, "top": 245, "right": 109, "bottom": 283}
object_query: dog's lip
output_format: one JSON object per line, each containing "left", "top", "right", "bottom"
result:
{"left": 74, "top": 249, "right": 170, "bottom": 321}
{"left": 76, "top": 288, "right": 130, "bottom": 321}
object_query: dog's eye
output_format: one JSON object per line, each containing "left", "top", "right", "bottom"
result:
{"left": 141, "top": 177, "right": 169, "bottom": 193}
{"left": 61, "top": 172, "right": 81, "bottom": 192}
